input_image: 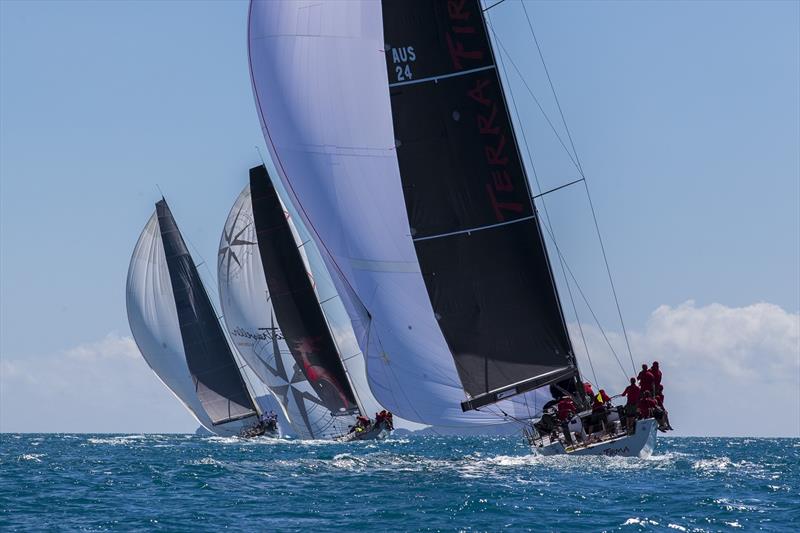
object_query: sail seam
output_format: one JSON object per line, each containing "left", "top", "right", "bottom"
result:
{"left": 388, "top": 65, "right": 495, "bottom": 88}
{"left": 412, "top": 215, "right": 535, "bottom": 242}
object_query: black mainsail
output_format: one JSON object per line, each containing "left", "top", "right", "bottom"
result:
{"left": 248, "top": 165, "right": 360, "bottom": 416}
{"left": 156, "top": 199, "right": 259, "bottom": 424}
{"left": 382, "top": 0, "right": 579, "bottom": 411}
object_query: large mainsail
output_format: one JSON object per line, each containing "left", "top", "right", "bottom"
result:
{"left": 248, "top": 0, "right": 563, "bottom": 426}
{"left": 126, "top": 200, "right": 260, "bottom": 433}
{"left": 381, "top": 0, "right": 576, "bottom": 410}
{"left": 218, "top": 173, "right": 360, "bottom": 439}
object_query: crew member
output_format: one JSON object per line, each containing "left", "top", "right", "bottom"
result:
{"left": 638, "top": 364, "right": 654, "bottom": 395}
{"left": 590, "top": 389, "right": 612, "bottom": 434}
{"left": 557, "top": 395, "right": 577, "bottom": 422}
{"left": 621, "top": 378, "right": 640, "bottom": 432}
{"left": 655, "top": 385, "right": 674, "bottom": 431}
{"left": 651, "top": 361, "right": 662, "bottom": 393}
{"left": 637, "top": 390, "right": 657, "bottom": 419}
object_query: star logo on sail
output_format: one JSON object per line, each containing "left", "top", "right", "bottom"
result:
{"left": 218, "top": 201, "right": 256, "bottom": 281}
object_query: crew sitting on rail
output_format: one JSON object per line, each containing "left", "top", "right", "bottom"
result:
{"left": 374, "top": 410, "right": 394, "bottom": 430}
{"left": 655, "top": 385, "right": 674, "bottom": 431}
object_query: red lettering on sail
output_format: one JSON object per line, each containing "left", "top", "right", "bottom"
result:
{"left": 485, "top": 136, "right": 508, "bottom": 166}
{"left": 445, "top": 33, "right": 483, "bottom": 70}
{"left": 468, "top": 78, "right": 491, "bottom": 106}
{"left": 486, "top": 185, "right": 523, "bottom": 222}
{"left": 478, "top": 104, "right": 499, "bottom": 134}
{"left": 492, "top": 171, "right": 513, "bottom": 192}
{"left": 447, "top": 0, "right": 470, "bottom": 21}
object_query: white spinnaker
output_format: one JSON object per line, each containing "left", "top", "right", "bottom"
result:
{"left": 218, "top": 186, "right": 357, "bottom": 439}
{"left": 248, "top": 0, "right": 548, "bottom": 427}
{"left": 126, "top": 212, "right": 254, "bottom": 437}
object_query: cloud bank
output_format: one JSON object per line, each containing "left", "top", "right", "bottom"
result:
{"left": 0, "top": 333, "right": 198, "bottom": 433}
{"left": 570, "top": 301, "right": 799, "bottom": 437}
{"left": 1, "top": 301, "right": 797, "bottom": 436}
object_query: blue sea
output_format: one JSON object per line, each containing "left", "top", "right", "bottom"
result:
{"left": 1, "top": 434, "right": 797, "bottom": 532}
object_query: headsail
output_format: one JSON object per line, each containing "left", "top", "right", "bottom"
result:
{"left": 248, "top": 0, "right": 566, "bottom": 426}
{"left": 381, "top": 0, "right": 576, "bottom": 410}
{"left": 127, "top": 205, "right": 260, "bottom": 435}
{"left": 155, "top": 200, "right": 259, "bottom": 425}
{"left": 218, "top": 178, "right": 360, "bottom": 439}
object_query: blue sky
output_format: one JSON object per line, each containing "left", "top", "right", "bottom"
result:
{"left": 1, "top": 1, "right": 798, "bottom": 435}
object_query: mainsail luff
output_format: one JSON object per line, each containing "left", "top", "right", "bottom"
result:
{"left": 155, "top": 199, "right": 259, "bottom": 425}
{"left": 380, "top": 0, "right": 578, "bottom": 410}
{"left": 248, "top": 166, "right": 360, "bottom": 417}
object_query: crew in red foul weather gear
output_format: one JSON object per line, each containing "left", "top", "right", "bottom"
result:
{"left": 637, "top": 391, "right": 657, "bottom": 419}
{"left": 621, "top": 378, "right": 641, "bottom": 406}
{"left": 651, "top": 361, "right": 662, "bottom": 392}
{"left": 638, "top": 364, "right": 655, "bottom": 395}
{"left": 620, "top": 378, "right": 641, "bottom": 432}
{"left": 557, "top": 396, "right": 577, "bottom": 421}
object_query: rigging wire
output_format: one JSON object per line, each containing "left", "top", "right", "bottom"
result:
{"left": 489, "top": 9, "right": 598, "bottom": 388}
{"left": 519, "top": 0, "right": 637, "bottom": 375}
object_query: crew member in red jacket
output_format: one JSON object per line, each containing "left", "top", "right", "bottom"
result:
{"left": 557, "top": 396, "right": 577, "bottom": 422}
{"left": 637, "top": 391, "right": 657, "bottom": 419}
{"left": 637, "top": 364, "right": 655, "bottom": 395}
{"left": 621, "top": 378, "right": 641, "bottom": 432}
{"left": 651, "top": 361, "right": 662, "bottom": 393}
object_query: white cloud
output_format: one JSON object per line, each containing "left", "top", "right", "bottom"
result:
{"left": 2, "top": 303, "right": 797, "bottom": 436}
{"left": 64, "top": 333, "right": 140, "bottom": 362}
{"left": 570, "top": 301, "right": 800, "bottom": 437}
{"left": 0, "top": 332, "right": 198, "bottom": 433}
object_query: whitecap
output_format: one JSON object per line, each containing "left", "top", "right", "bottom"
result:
{"left": 17, "top": 453, "right": 45, "bottom": 462}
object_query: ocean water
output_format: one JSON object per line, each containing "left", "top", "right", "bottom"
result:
{"left": 1, "top": 434, "right": 797, "bottom": 532}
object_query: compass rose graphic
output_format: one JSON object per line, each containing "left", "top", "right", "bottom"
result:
{"left": 219, "top": 200, "right": 256, "bottom": 281}
{"left": 256, "top": 315, "right": 329, "bottom": 439}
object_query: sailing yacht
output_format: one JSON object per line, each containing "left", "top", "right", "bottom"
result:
{"left": 218, "top": 166, "right": 392, "bottom": 441}
{"left": 247, "top": 0, "right": 656, "bottom": 456}
{"left": 126, "top": 199, "right": 278, "bottom": 438}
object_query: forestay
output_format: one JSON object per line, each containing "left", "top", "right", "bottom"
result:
{"left": 248, "top": 0, "right": 556, "bottom": 426}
